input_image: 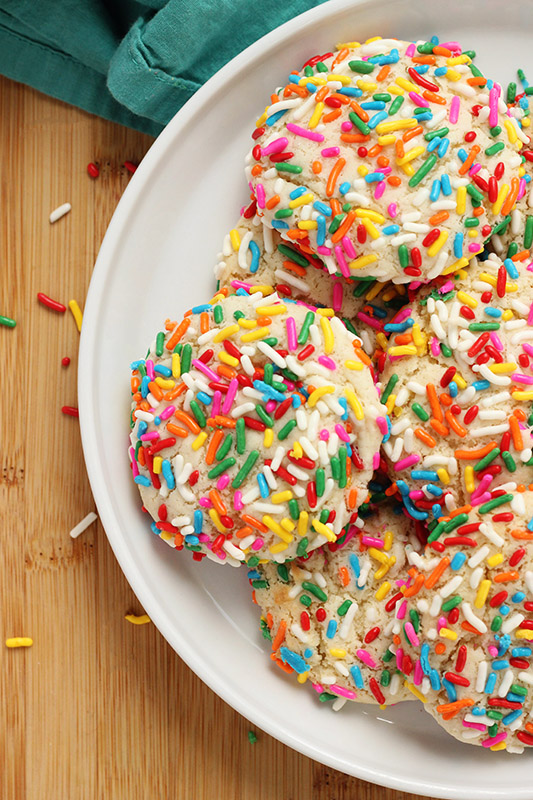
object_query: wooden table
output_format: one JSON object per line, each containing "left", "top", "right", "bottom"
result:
{"left": 0, "top": 76, "right": 426, "bottom": 800}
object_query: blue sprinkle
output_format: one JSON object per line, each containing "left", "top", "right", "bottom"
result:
{"left": 191, "top": 303, "right": 212, "bottom": 314}
{"left": 420, "top": 643, "right": 431, "bottom": 675}
{"left": 154, "top": 365, "right": 172, "bottom": 377}
{"left": 257, "top": 472, "right": 269, "bottom": 498}
{"left": 492, "top": 659, "right": 510, "bottom": 671}
{"left": 499, "top": 604, "right": 510, "bottom": 616}
{"left": 349, "top": 552, "right": 360, "bottom": 580}
{"left": 305, "top": 82, "right": 317, "bottom": 94}
{"left": 382, "top": 224, "right": 400, "bottom": 235}
{"left": 442, "top": 678, "right": 457, "bottom": 702}
{"left": 512, "top": 647, "right": 532, "bottom": 657}
{"left": 484, "top": 307, "right": 502, "bottom": 318}
{"left": 457, "top": 147, "right": 468, "bottom": 163}
{"left": 265, "top": 109, "right": 287, "bottom": 126}
{"left": 453, "top": 232, "right": 464, "bottom": 258}
{"left": 326, "top": 620, "right": 338, "bottom": 638}
{"left": 498, "top": 634, "right": 511, "bottom": 655}
{"left": 345, "top": 442, "right": 352, "bottom": 457}
{"left": 430, "top": 179, "right": 441, "bottom": 201}
{"left": 196, "top": 391, "right": 212, "bottom": 405}
{"left": 411, "top": 470, "right": 439, "bottom": 481}
{"left": 472, "top": 380, "right": 491, "bottom": 392}
{"left": 441, "top": 174, "right": 452, "bottom": 196}
{"left": 504, "top": 258, "right": 519, "bottom": 279}
{"left": 368, "top": 304, "right": 388, "bottom": 319}
{"left": 431, "top": 503, "right": 442, "bottom": 519}
{"left": 289, "top": 74, "right": 301, "bottom": 85}
{"left": 484, "top": 671, "right": 497, "bottom": 694}
{"left": 471, "top": 707, "right": 487, "bottom": 717}
{"left": 151, "top": 521, "right": 160, "bottom": 535}
{"left": 161, "top": 459, "right": 175, "bottom": 490}
{"left": 368, "top": 111, "right": 388, "bottom": 129}
{"left": 247, "top": 569, "right": 261, "bottom": 580}
{"left": 384, "top": 318, "right": 414, "bottom": 333}
{"left": 253, "top": 380, "right": 286, "bottom": 402}
{"left": 137, "top": 420, "right": 148, "bottom": 438}
{"left": 486, "top": 78, "right": 494, "bottom": 90}
{"left": 430, "top": 669, "right": 441, "bottom": 690}
{"left": 350, "top": 664, "right": 364, "bottom": 689}
{"left": 279, "top": 646, "right": 310, "bottom": 674}
{"left": 338, "top": 396, "right": 348, "bottom": 421}
{"left": 154, "top": 416, "right": 161, "bottom": 426}
{"left": 317, "top": 214, "right": 327, "bottom": 246}
{"left": 364, "top": 171, "right": 386, "bottom": 182}
{"left": 506, "top": 692, "right": 526, "bottom": 704}
{"left": 528, "top": 517, "right": 533, "bottom": 532}
{"left": 450, "top": 552, "right": 467, "bottom": 571}
{"left": 194, "top": 509, "right": 203, "bottom": 534}
{"left": 434, "top": 66, "right": 448, "bottom": 77}
{"left": 413, "top": 64, "right": 430, "bottom": 74}
{"left": 502, "top": 709, "right": 523, "bottom": 726}
{"left": 289, "top": 186, "right": 308, "bottom": 200}
{"left": 437, "top": 138, "right": 449, "bottom": 158}
{"left": 235, "top": 287, "right": 250, "bottom": 296}
{"left": 271, "top": 220, "right": 289, "bottom": 230}
{"left": 427, "top": 136, "right": 442, "bottom": 153}
{"left": 338, "top": 86, "right": 363, "bottom": 97}
{"left": 304, "top": 647, "right": 313, "bottom": 659}
{"left": 291, "top": 393, "right": 301, "bottom": 409}
{"left": 135, "top": 475, "right": 151, "bottom": 487}
{"left": 426, "top": 485, "right": 443, "bottom": 497}
{"left": 184, "top": 534, "right": 199, "bottom": 545}
{"left": 414, "top": 111, "right": 432, "bottom": 122}
{"left": 140, "top": 375, "right": 150, "bottom": 398}
{"left": 339, "top": 181, "right": 351, "bottom": 195}
{"left": 360, "top": 101, "right": 386, "bottom": 111}
{"left": 313, "top": 201, "right": 333, "bottom": 217}
{"left": 249, "top": 239, "right": 260, "bottom": 273}
{"left": 130, "top": 359, "right": 145, "bottom": 370}
{"left": 448, "top": 381, "right": 458, "bottom": 398}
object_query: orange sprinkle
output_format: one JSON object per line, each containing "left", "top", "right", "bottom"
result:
{"left": 282, "top": 259, "right": 307, "bottom": 277}
{"left": 340, "top": 133, "right": 370, "bottom": 144}
{"left": 323, "top": 108, "right": 342, "bottom": 124}
{"left": 425, "top": 557, "right": 451, "bottom": 589}
{"left": 435, "top": 642, "right": 447, "bottom": 656}
{"left": 455, "top": 442, "right": 498, "bottom": 460}
{"left": 251, "top": 164, "right": 262, "bottom": 177}
{"left": 270, "top": 93, "right": 279, "bottom": 104}
{"left": 402, "top": 573, "right": 425, "bottom": 597}
{"left": 493, "top": 571, "right": 520, "bottom": 583}
{"left": 439, "top": 392, "right": 453, "bottom": 407}
{"left": 200, "top": 311, "right": 209, "bottom": 334}
{"left": 235, "top": 526, "right": 253, "bottom": 539}
{"left": 174, "top": 532, "right": 184, "bottom": 548}
{"left": 164, "top": 319, "right": 177, "bottom": 331}
{"left": 329, "top": 93, "right": 350, "bottom": 105}
{"left": 166, "top": 317, "right": 191, "bottom": 350}
{"left": 217, "top": 365, "right": 237, "bottom": 380}
{"left": 148, "top": 381, "right": 163, "bottom": 402}
{"left": 376, "top": 64, "right": 390, "bottom": 82}
{"left": 271, "top": 619, "right": 287, "bottom": 652}
{"left": 412, "top": 56, "right": 436, "bottom": 65}
{"left": 138, "top": 446, "right": 146, "bottom": 467}
{"left": 377, "top": 155, "right": 389, "bottom": 168}
{"left": 387, "top": 175, "right": 401, "bottom": 187}
{"left": 209, "top": 489, "right": 227, "bottom": 517}
{"left": 385, "top": 482, "right": 398, "bottom": 497}
{"left": 312, "top": 160, "right": 323, "bottom": 174}
{"left": 429, "top": 210, "right": 450, "bottom": 226}
{"left": 266, "top": 612, "right": 273, "bottom": 628}
{"left": 163, "top": 382, "right": 187, "bottom": 401}
{"left": 326, "top": 158, "right": 346, "bottom": 198}
{"left": 445, "top": 411, "right": 468, "bottom": 437}
{"left": 430, "top": 418, "right": 450, "bottom": 437}
{"left": 394, "top": 333, "right": 413, "bottom": 346}
{"left": 207, "top": 415, "right": 236, "bottom": 429}
{"left": 433, "top": 46, "right": 452, "bottom": 56}
{"left": 266, "top": 194, "right": 281, "bottom": 210}
{"left": 367, "top": 144, "right": 382, "bottom": 158}
{"left": 315, "top": 85, "right": 329, "bottom": 102}
{"left": 206, "top": 429, "right": 224, "bottom": 465}
{"left": 511, "top": 249, "right": 530, "bottom": 262}
{"left": 402, "top": 125, "right": 424, "bottom": 142}
{"left": 131, "top": 376, "right": 140, "bottom": 392}
{"left": 448, "top": 505, "right": 472, "bottom": 519}
{"left": 330, "top": 198, "right": 342, "bottom": 217}
{"left": 331, "top": 210, "right": 356, "bottom": 243}
{"left": 174, "top": 409, "right": 200, "bottom": 434}
{"left": 502, "top": 176, "right": 520, "bottom": 216}
{"left": 241, "top": 513, "right": 269, "bottom": 533}
{"left": 166, "top": 422, "right": 188, "bottom": 439}
{"left": 472, "top": 206, "right": 485, "bottom": 218}
{"left": 395, "top": 139, "right": 405, "bottom": 159}
{"left": 461, "top": 621, "right": 483, "bottom": 634}
{"left": 273, "top": 656, "right": 293, "bottom": 674}
{"left": 353, "top": 343, "right": 371, "bottom": 366}
{"left": 331, "top": 48, "right": 349, "bottom": 68}
{"left": 426, "top": 383, "right": 442, "bottom": 422}
{"left": 339, "top": 566, "right": 350, "bottom": 588}
{"left": 509, "top": 413, "right": 524, "bottom": 450}
{"left": 514, "top": 408, "right": 527, "bottom": 423}
{"left": 467, "top": 76, "right": 487, "bottom": 87}
{"left": 525, "top": 722, "right": 533, "bottom": 735}
{"left": 350, "top": 101, "right": 370, "bottom": 123}
{"left": 511, "top": 529, "right": 533, "bottom": 540}
{"left": 436, "top": 698, "right": 474, "bottom": 717}
{"left": 458, "top": 145, "right": 481, "bottom": 176}
{"left": 256, "top": 316, "right": 272, "bottom": 327}
{"left": 422, "top": 90, "right": 446, "bottom": 106}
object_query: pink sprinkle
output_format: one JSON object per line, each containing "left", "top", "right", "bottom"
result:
{"left": 388, "top": 202, "right": 398, "bottom": 218}
{"left": 330, "top": 684, "right": 357, "bottom": 700}
{"left": 233, "top": 490, "right": 244, "bottom": 511}
{"left": 357, "top": 312, "right": 382, "bottom": 331}
{"left": 199, "top": 497, "right": 212, "bottom": 508}
{"left": 511, "top": 373, "right": 533, "bottom": 385}
{"left": 222, "top": 378, "right": 238, "bottom": 414}
{"left": 396, "top": 647, "right": 404, "bottom": 670}
{"left": 312, "top": 683, "right": 324, "bottom": 693}
{"left": 527, "top": 302, "right": 533, "bottom": 326}
{"left": 517, "top": 177, "right": 527, "bottom": 202}
{"left": 356, "top": 649, "right": 376, "bottom": 668}
{"left": 372, "top": 451, "right": 381, "bottom": 470}
{"left": 471, "top": 491, "right": 491, "bottom": 507}
{"left": 192, "top": 359, "right": 218, "bottom": 382}
{"left": 197, "top": 533, "right": 210, "bottom": 543}
{"left": 319, "top": 429, "right": 330, "bottom": 441}
{"left": 321, "top": 146, "right": 340, "bottom": 157}
{"left": 230, "top": 279, "right": 252, "bottom": 290}
{"left": 146, "top": 359, "right": 155, "bottom": 380}
{"left": 463, "top": 720, "right": 488, "bottom": 732}
{"left": 437, "top": 616, "right": 448, "bottom": 631}
{"left": 317, "top": 245, "right": 332, "bottom": 256}
{"left": 410, "top": 280, "right": 422, "bottom": 291}
{"left": 286, "top": 316, "right": 297, "bottom": 351}
{"left": 140, "top": 432, "right": 159, "bottom": 441}
{"left": 470, "top": 474, "right": 493, "bottom": 501}
{"left": 341, "top": 120, "right": 353, "bottom": 132}
{"left": 396, "top": 600, "right": 407, "bottom": 621}
{"left": 409, "top": 490, "right": 425, "bottom": 501}
{"left": 217, "top": 474, "right": 230, "bottom": 491}
{"left": 341, "top": 235, "right": 357, "bottom": 259}
{"left": 469, "top": 163, "right": 481, "bottom": 176}
{"left": 404, "top": 621, "right": 420, "bottom": 647}
{"left": 256, "top": 183, "right": 266, "bottom": 209}
{"left": 286, "top": 122, "right": 325, "bottom": 142}
{"left": 251, "top": 537, "right": 264, "bottom": 551}
{"left": 439, "top": 280, "right": 455, "bottom": 294}
{"left": 266, "top": 399, "right": 277, "bottom": 413}
{"left": 332, "top": 281, "right": 343, "bottom": 312}
{"left": 523, "top": 343, "right": 533, "bottom": 357}
{"left": 335, "top": 423, "right": 350, "bottom": 441}
{"left": 212, "top": 390, "right": 221, "bottom": 417}
{"left": 430, "top": 338, "right": 441, "bottom": 357}
{"left": 261, "top": 137, "right": 288, "bottom": 156}
{"left": 488, "top": 85, "right": 500, "bottom": 129}
{"left": 409, "top": 91, "right": 429, "bottom": 108}
{"left": 319, "top": 355, "right": 337, "bottom": 370}
{"left": 376, "top": 416, "right": 389, "bottom": 436}
{"left": 392, "top": 306, "right": 412, "bottom": 325}
{"left": 361, "top": 535, "right": 384, "bottom": 548}
{"left": 489, "top": 331, "right": 504, "bottom": 351}
{"left": 441, "top": 41, "right": 462, "bottom": 53}
{"left": 374, "top": 180, "right": 386, "bottom": 200}
{"left": 129, "top": 448, "right": 139, "bottom": 478}
{"left": 334, "top": 245, "right": 351, "bottom": 278}
{"left": 482, "top": 732, "right": 507, "bottom": 748}
{"left": 284, "top": 380, "right": 296, "bottom": 391}
{"left": 406, "top": 43, "right": 416, "bottom": 57}
{"left": 414, "top": 658, "right": 423, "bottom": 686}
{"left": 488, "top": 644, "right": 499, "bottom": 658}
{"left": 394, "top": 454, "right": 420, "bottom": 471}
{"left": 449, "top": 95, "right": 460, "bottom": 125}
{"left": 159, "top": 405, "right": 175, "bottom": 420}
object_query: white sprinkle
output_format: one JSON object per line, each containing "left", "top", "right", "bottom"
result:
{"left": 498, "top": 669, "right": 514, "bottom": 698}
{"left": 69, "top": 511, "right": 97, "bottom": 539}
{"left": 475, "top": 660, "right": 488, "bottom": 693}
{"left": 461, "top": 602, "right": 487, "bottom": 634}
{"left": 49, "top": 202, "right": 71, "bottom": 223}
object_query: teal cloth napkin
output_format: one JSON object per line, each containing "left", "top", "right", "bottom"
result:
{"left": 0, "top": 0, "right": 326, "bottom": 136}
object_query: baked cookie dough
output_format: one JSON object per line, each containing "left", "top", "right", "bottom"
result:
{"left": 129, "top": 291, "right": 386, "bottom": 565}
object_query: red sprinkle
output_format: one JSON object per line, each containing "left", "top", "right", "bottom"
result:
{"left": 38, "top": 292, "right": 66, "bottom": 313}
{"left": 364, "top": 626, "right": 380, "bottom": 644}
{"left": 61, "top": 356, "right": 71, "bottom": 367}
{"left": 61, "top": 405, "right": 79, "bottom": 417}
{"left": 124, "top": 161, "right": 138, "bottom": 174}
{"left": 87, "top": 162, "right": 99, "bottom": 178}
{"left": 316, "top": 607, "right": 327, "bottom": 622}
{"left": 455, "top": 645, "right": 467, "bottom": 672}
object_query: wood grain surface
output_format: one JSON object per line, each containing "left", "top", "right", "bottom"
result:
{"left": 0, "top": 75, "right": 427, "bottom": 800}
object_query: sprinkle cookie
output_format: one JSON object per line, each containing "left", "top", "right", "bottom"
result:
{"left": 252, "top": 504, "right": 421, "bottom": 706}
{"left": 129, "top": 291, "right": 385, "bottom": 564}
{"left": 246, "top": 37, "right": 523, "bottom": 285}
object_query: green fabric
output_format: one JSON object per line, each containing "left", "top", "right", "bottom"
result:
{"left": 0, "top": 0, "right": 326, "bottom": 136}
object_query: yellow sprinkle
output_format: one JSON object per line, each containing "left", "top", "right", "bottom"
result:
{"left": 502, "top": 309, "right": 514, "bottom": 321}
{"left": 297, "top": 671, "right": 309, "bottom": 684}
{"left": 467, "top": 230, "right": 478, "bottom": 239}
{"left": 365, "top": 35, "right": 382, "bottom": 43}
{"left": 308, "top": 101, "right": 324, "bottom": 129}
{"left": 491, "top": 742, "right": 508, "bottom": 752}
{"left": 454, "top": 373, "right": 467, "bottom": 390}
{"left": 395, "top": 145, "right": 425, "bottom": 166}
{"left": 336, "top": 40, "right": 361, "bottom": 49}
{"left": 316, "top": 308, "right": 335, "bottom": 317}
{"left": 238, "top": 318, "right": 257, "bottom": 329}
{"left": 456, "top": 291, "right": 478, "bottom": 309}
{"left": 516, "top": 630, "right": 533, "bottom": 640}
{"left": 298, "top": 510, "right": 308, "bottom": 537}
{"left": 456, "top": 185, "right": 467, "bottom": 215}
{"left": 248, "top": 284, "right": 273, "bottom": 295}
{"left": 68, "top": 299, "right": 83, "bottom": 332}
{"left": 512, "top": 391, "right": 533, "bottom": 401}
{"left": 374, "top": 561, "right": 393, "bottom": 580}
{"left": 160, "top": 531, "right": 173, "bottom": 541}
{"left": 344, "top": 360, "right": 364, "bottom": 370}
{"left": 308, "top": 385, "right": 335, "bottom": 407}
{"left": 269, "top": 541, "right": 289, "bottom": 554}
{"left": 354, "top": 208, "right": 386, "bottom": 224}
{"left": 298, "top": 76, "right": 327, "bottom": 86}
{"left": 288, "top": 193, "right": 314, "bottom": 209}
{"left": 365, "top": 280, "right": 386, "bottom": 301}
{"left": 387, "top": 84, "right": 404, "bottom": 96}
{"left": 327, "top": 73, "right": 352, "bottom": 84}
{"left": 272, "top": 490, "right": 293, "bottom": 504}
{"left": 465, "top": 465, "right": 475, "bottom": 494}
{"left": 437, "top": 468, "right": 450, "bottom": 485}
{"left": 264, "top": 428, "right": 273, "bottom": 448}
{"left": 280, "top": 518, "right": 295, "bottom": 533}
{"left": 154, "top": 377, "right": 174, "bottom": 389}
{"left": 375, "top": 118, "right": 417, "bottom": 134}
{"left": 240, "top": 326, "right": 270, "bottom": 342}
{"left": 290, "top": 443, "right": 303, "bottom": 460}
{"left": 492, "top": 183, "right": 510, "bottom": 215}
{"left": 369, "top": 547, "right": 389, "bottom": 565}
{"left": 384, "top": 530, "right": 393, "bottom": 551}
{"left": 345, "top": 389, "right": 364, "bottom": 420}
{"left": 192, "top": 431, "right": 208, "bottom": 451}
{"left": 329, "top": 648, "right": 347, "bottom": 658}
{"left": 298, "top": 220, "right": 318, "bottom": 230}
{"left": 213, "top": 323, "right": 240, "bottom": 343}
{"left": 388, "top": 345, "right": 417, "bottom": 356}
{"left": 441, "top": 256, "right": 470, "bottom": 275}
{"left": 356, "top": 80, "right": 377, "bottom": 92}
{"left": 255, "top": 109, "right": 268, "bottom": 128}
{"left": 412, "top": 323, "right": 425, "bottom": 349}
{"left": 395, "top": 76, "right": 419, "bottom": 93}
{"left": 152, "top": 456, "right": 162, "bottom": 474}
{"left": 312, "top": 519, "right": 336, "bottom": 541}
{"left": 446, "top": 68, "right": 462, "bottom": 81}
{"left": 360, "top": 216, "right": 381, "bottom": 240}
{"left": 375, "top": 581, "right": 391, "bottom": 601}
{"left": 404, "top": 681, "right": 427, "bottom": 703}
{"left": 504, "top": 118, "right": 518, "bottom": 145}
{"left": 398, "top": 162, "right": 415, "bottom": 177}
{"left": 487, "top": 553, "right": 504, "bottom": 568}
{"left": 385, "top": 395, "right": 396, "bottom": 415}
{"left": 263, "top": 515, "right": 293, "bottom": 543}
{"left": 255, "top": 304, "right": 287, "bottom": 316}
{"left": 209, "top": 508, "right": 227, "bottom": 532}
{"left": 218, "top": 351, "right": 239, "bottom": 367}
{"left": 210, "top": 292, "right": 226, "bottom": 304}
{"left": 377, "top": 134, "right": 397, "bottom": 146}
{"left": 523, "top": 117, "right": 531, "bottom": 129}
{"left": 357, "top": 164, "right": 369, "bottom": 176}
{"left": 474, "top": 579, "right": 492, "bottom": 608}
{"left": 447, "top": 54, "right": 471, "bottom": 65}
{"left": 320, "top": 315, "right": 334, "bottom": 354}
{"left": 478, "top": 272, "right": 517, "bottom": 292}
{"left": 124, "top": 614, "right": 151, "bottom": 625}
{"left": 349, "top": 253, "right": 379, "bottom": 270}
{"left": 229, "top": 229, "right": 241, "bottom": 250}
{"left": 490, "top": 362, "right": 518, "bottom": 375}
{"left": 440, "top": 628, "right": 458, "bottom": 641}
{"left": 376, "top": 332, "right": 389, "bottom": 351}
{"left": 171, "top": 353, "right": 181, "bottom": 378}
{"left": 6, "top": 637, "right": 33, "bottom": 648}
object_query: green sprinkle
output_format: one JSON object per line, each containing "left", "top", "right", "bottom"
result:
{"left": 511, "top": 684, "right": 528, "bottom": 696}
{"left": 155, "top": 331, "right": 165, "bottom": 356}
{"left": 329, "top": 213, "right": 345, "bottom": 235}
{"left": 380, "top": 669, "right": 391, "bottom": 687}
{"left": 134, "top": 440, "right": 142, "bottom": 458}
{"left": 264, "top": 363, "right": 273, "bottom": 385}
{"left": 231, "top": 450, "right": 260, "bottom": 488}
{"left": 468, "top": 63, "right": 483, "bottom": 78}
{"left": 251, "top": 579, "right": 269, "bottom": 589}
{"left": 316, "top": 61, "right": 329, "bottom": 73}
{"left": 412, "top": 402, "right": 430, "bottom": 422}
{"left": 349, "top": 59, "right": 375, "bottom": 74}
{"left": 282, "top": 367, "right": 299, "bottom": 382}
{"left": 381, "top": 373, "right": 398, "bottom": 404}
{"left": 337, "top": 599, "right": 352, "bottom": 616}
{"left": 263, "top": 337, "right": 278, "bottom": 348}
{"left": 275, "top": 163, "right": 303, "bottom": 174}
{"left": 137, "top": 362, "right": 147, "bottom": 377}
{"left": 319, "top": 508, "right": 329, "bottom": 525}
{"left": 213, "top": 304, "right": 224, "bottom": 324}
{"left": 488, "top": 723, "right": 499, "bottom": 737}
{"left": 304, "top": 65, "right": 314, "bottom": 77}
{"left": 487, "top": 709, "right": 504, "bottom": 721}
{"left": 236, "top": 417, "right": 246, "bottom": 454}
{"left": 288, "top": 498, "right": 299, "bottom": 520}
{"left": 409, "top": 609, "right": 420, "bottom": 633}
{"left": 319, "top": 692, "right": 337, "bottom": 703}
{"left": 388, "top": 95, "right": 404, "bottom": 115}
{"left": 491, "top": 215, "right": 511, "bottom": 236}
{"left": 207, "top": 457, "right": 236, "bottom": 479}
{"left": 408, "top": 154, "right": 437, "bottom": 188}
{"left": 526, "top": 86, "right": 533, "bottom": 96}
{"left": 348, "top": 111, "right": 371, "bottom": 136}
{"left": 181, "top": 343, "right": 192, "bottom": 373}
{"left": 489, "top": 125, "right": 502, "bottom": 138}
{"left": 297, "top": 537, "right": 309, "bottom": 558}
{"left": 302, "top": 580, "right": 328, "bottom": 602}
{"left": 277, "top": 564, "right": 289, "bottom": 583}
{"left": 424, "top": 126, "right": 450, "bottom": 141}
{"left": 507, "top": 242, "right": 519, "bottom": 260}
{"left": 463, "top": 50, "right": 476, "bottom": 60}
{"left": 277, "top": 244, "right": 309, "bottom": 266}
{"left": 297, "top": 311, "right": 315, "bottom": 345}
{"left": 440, "top": 343, "right": 453, "bottom": 358}
{"left": 398, "top": 244, "right": 409, "bottom": 269}
{"left": 0, "top": 315, "right": 16, "bottom": 328}
{"left": 466, "top": 184, "right": 484, "bottom": 204}
{"left": 373, "top": 93, "right": 391, "bottom": 102}
{"left": 190, "top": 400, "right": 206, "bottom": 428}
{"left": 473, "top": 447, "right": 501, "bottom": 473}
{"left": 353, "top": 279, "right": 375, "bottom": 297}
{"left": 248, "top": 730, "right": 258, "bottom": 744}
{"left": 259, "top": 617, "right": 271, "bottom": 640}
{"left": 416, "top": 42, "right": 434, "bottom": 54}
{"left": 316, "top": 468, "right": 326, "bottom": 497}
{"left": 216, "top": 434, "right": 233, "bottom": 461}
{"left": 507, "top": 82, "right": 517, "bottom": 104}
{"left": 441, "top": 595, "right": 462, "bottom": 612}
{"left": 485, "top": 141, "right": 505, "bottom": 157}
{"left": 338, "top": 446, "right": 347, "bottom": 489}
{"left": 501, "top": 450, "right": 517, "bottom": 472}
{"left": 444, "top": 513, "right": 469, "bottom": 532}
{"left": 299, "top": 593, "right": 312, "bottom": 607}
{"left": 278, "top": 419, "right": 297, "bottom": 440}
{"left": 275, "top": 208, "right": 293, "bottom": 219}
{"left": 464, "top": 217, "right": 480, "bottom": 228}
{"left": 382, "top": 648, "right": 394, "bottom": 663}
{"left": 524, "top": 216, "right": 533, "bottom": 249}
{"left": 233, "top": 310, "right": 245, "bottom": 321}
{"left": 491, "top": 616, "right": 502, "bottom": 632}
{"left": 256, "top": 405, "right": 274, "bottom": 427}
{"left": 468, "top": 322, "right": 500, "bottom": 332}
{"left": 427, "top": 520, "right": 446, "bottom": 544}
{"left": 342, "top": 317, "right": 358, "bottom": 336}
{"left": 478, "top": 493, "right": 514, "bottom": 514}
{"left": 247, "top": 555, "right": 260, "bottom": 567}
{"left": 330, "top": 456, "right": 340, "bottom": 482}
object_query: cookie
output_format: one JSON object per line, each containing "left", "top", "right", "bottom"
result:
{"left": 129, "top": 291, "right": 385, "bottom": 564}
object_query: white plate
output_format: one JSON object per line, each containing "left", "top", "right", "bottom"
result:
{"left": 79, "top": 1, "right": 533, "bottom": 796}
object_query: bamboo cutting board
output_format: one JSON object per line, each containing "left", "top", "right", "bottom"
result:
{"left": 0, "top": 75, "right": 426, "bottom": 800}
